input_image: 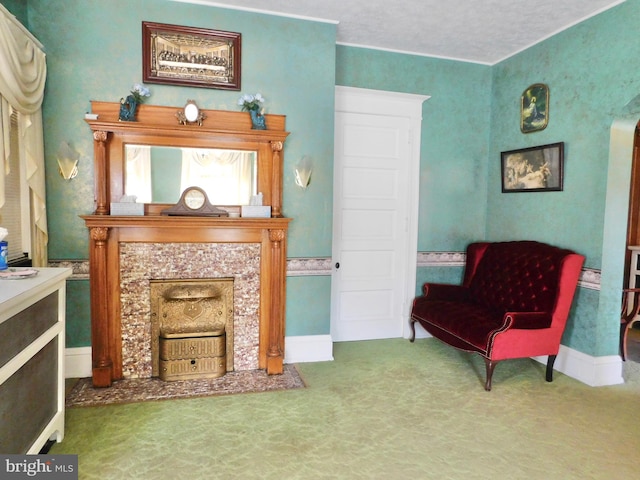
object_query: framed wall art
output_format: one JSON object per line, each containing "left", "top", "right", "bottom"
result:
{"left": 142, "top": 21, "right": 241, "bottom": 90}
{"left": 501, "top": 142, "right": 564, "bottom": 193}
{"left": 520, "top": 83, "right": 549, "bottom": 133}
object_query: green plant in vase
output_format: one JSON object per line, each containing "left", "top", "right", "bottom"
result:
{"left": 238, "top": 93, "right": 266, "bottom": 129}
{"left": 119, "top": 83, "right": 150, "bottom": 121}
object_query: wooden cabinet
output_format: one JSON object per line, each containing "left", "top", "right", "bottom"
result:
{"left": 0, "top": 268, "right": 71, "bottom": 453}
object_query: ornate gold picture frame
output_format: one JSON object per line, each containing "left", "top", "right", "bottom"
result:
{"left": 520, "top": 83, "right": 549, "bottom": 133}
{"left": 142, "top": 21, "right": 241, "bottom": 90}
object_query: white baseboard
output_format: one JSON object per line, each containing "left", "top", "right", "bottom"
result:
{"left": 284, "top": 335, "right": 334, "bottom": 364}
{"left": 65, "top": 336, "right": 335, "bottom": 378}
{"left": 410, "top": 324, "right": 624, "bottom": 387}
{"left": 65, "top": 347, "right": 92, "bottom": 378}
{"left": 67, "top": 337, "right": 622, "bottom": 387}
{"left": 533, "top": 344, "right": 624, "bottom": 387}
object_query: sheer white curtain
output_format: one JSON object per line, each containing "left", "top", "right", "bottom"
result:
{"left": 180, "top": 149, "right": 254, "bottom": 204}
{"left": 125, "top": 146, "right": 152, "bottom": 203}
{"left": 0, "top": 5, "right": 48, "bottom": 266}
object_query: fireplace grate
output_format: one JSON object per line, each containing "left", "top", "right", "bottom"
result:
{"left": 150, "top": 278, "right": 235, "bottom": 379}
{"left": 159, "top": 332, "right": 226, "bottom": 381}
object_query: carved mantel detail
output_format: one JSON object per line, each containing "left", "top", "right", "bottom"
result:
{"left": 92, "top": 130, "right": 109, "bottom": 215}
{"left": 269, "top": 229, "right": 286, "bottom": 243}
{"left": 89, "top": 226, "right": 108, "bottom": 243}
{"left": 92, "top": 130, "right": 107, "bottom": 142}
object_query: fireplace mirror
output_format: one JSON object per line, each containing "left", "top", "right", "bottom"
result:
{"left": 124, "top": 145, "right": 257, "bottom": 205}
{"left": 85, "top": 101, "right": 289, "bottom": 217}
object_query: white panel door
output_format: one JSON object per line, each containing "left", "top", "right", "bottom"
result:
{"left": 331, "top": 108, "right": 412, "bottom": 341}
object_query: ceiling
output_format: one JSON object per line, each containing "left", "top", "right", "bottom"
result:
{"left": 172, "top": 0, "right": 626, "bottom": 64}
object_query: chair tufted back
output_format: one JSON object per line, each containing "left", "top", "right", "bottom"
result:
{"left": 467, "top": 241, "right": 573, "bottom": 313}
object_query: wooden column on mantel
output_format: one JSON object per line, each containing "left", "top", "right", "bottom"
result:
{"left": 83, "top": 102, "right": 290, "bottom": 387}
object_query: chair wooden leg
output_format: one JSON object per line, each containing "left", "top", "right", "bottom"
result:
{"left": 483, "top": 358, "right": 497, "bottom": 391}
{"left": 546, "top": 355, "right": 556, "bottom": 382}
{"left": 621, "top": 322, "right": 629, "bottom": 361}
{"left": 409, "top": 317, "right": 417, "bottom": 343}
{"left": 620, "top": 288, "right": 640, "bottom": 361}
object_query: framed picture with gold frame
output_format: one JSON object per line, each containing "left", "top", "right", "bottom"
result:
{"left": 142, "top": 21, "right": 241, "bottom": 90}
{"left": 520, "top": 83, "right": 549, "bottom": 133}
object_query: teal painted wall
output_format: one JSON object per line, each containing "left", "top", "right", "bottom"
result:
{"left": 28, "top": 0, "right": 336, "bottom": 259}
{"left": 11, "top": 0, "right": 640, "bottom": 357}
{"left": 335, "top": 46, "right": 493, "bottom": 346}
{"left": 488, "top": 0, "right": 640, "bottom": 356}
{"left": 286, "top": 277, "right": 332, "bottom": 336}
{"left": 415, "top": 267, "right": 464, "bottom": 296}
{"left": 1, "top": 0, "right": 26, "bottom": 23}
{"left": 21, "top": 0, "right": 336, "bottom": 345}
{"left": 336, "top": 47, "right": 492, "bottom": 252}
{"left": 337, "top": 3, "right": 640, "bottom": 357}
{"left": 64, "top": 280, "right": 91, "bottom": 348}
{"left": 488, "top": 3, "right": 636, "bottom": 266}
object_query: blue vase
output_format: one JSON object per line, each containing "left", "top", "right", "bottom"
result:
{"left": 249, "top": 109, "right": 266, "bottom": 130}
{"left": 0, "top": 240, "right": 7, "bottom": 270}
{"left": 119, "top": 94, "right": 138, "bottom": 121}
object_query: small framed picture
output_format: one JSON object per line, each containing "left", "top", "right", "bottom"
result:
{"left": 521, "top": 83, "right": 549, "bottom": 133}
{"left": 142, "top": 21, "right": 241, "bottom": 90}
{"left": 501, "top": 142, "right": 564, "bottom": 193}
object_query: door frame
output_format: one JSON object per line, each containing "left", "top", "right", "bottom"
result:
{"left": 332, "top": 86, "right": 429, "bottom": 339}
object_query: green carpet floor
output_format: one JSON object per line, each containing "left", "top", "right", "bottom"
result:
{"left": 51, "top": 338, "right": 639, "bottom": 479}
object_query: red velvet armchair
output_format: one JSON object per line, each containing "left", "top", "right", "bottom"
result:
{"left": 410, "top": 241, "right": 585, "bottom": 390}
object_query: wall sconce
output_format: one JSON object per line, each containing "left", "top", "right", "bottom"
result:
{"left": 56, "top": 141, "right": 79, "bottom": 180}
{"left": 295, "top": 156, "right": 313, "bottom": 189}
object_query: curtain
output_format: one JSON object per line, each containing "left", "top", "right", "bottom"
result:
{"left": 180, "top": 149, "right": 254, "bottom": 205}
{"left": 125, "top": 146, "right": 152, "bottom": 203}
{"left": 0, "top": 5, "right": 48, "bottom": 266}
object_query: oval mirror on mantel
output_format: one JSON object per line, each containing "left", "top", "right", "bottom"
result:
{"left": 177, "top": 100, "right": 206, "bottom": 125}
{"left": 184, "top": 101, "right": 199, "bottom": 122}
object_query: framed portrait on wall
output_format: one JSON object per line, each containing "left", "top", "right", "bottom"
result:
{"left": 142, "top": 21, "right": 241, "bottom": 90}
{"left": 520, "top": 83, "right": 549, "bottom": 133}
{"left": 501, "top": 142, "right": 564, "bottom": 192}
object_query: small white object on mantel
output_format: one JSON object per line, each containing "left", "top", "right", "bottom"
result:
{"left": 241, "top": 205, "right": 271, "bottom": 218}
{"left": 243, "top": 192, "right": 270, "bottom": 217}
{"left": 111, "top": 195, "right": 144, "bottom": 215}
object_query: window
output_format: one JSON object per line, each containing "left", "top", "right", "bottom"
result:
{"left": 0, "top": 108, "right": 30, "bottom": 264}
{"left": 0, "top": 5, "right": 47, "bottom": 267}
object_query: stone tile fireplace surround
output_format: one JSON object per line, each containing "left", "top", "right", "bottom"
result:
{"left": 120, "top": 242, "right": 260, "bottom": 379}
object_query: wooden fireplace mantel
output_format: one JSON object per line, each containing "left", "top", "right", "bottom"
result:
{"left": 82, "top": 102, "right": 291, "bottom": 387}
{"left": 82, "top": 215, "right": 290, "bottom": 387}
